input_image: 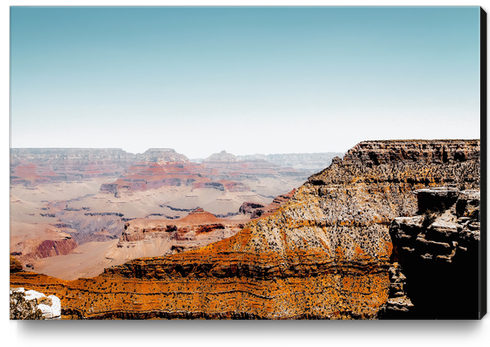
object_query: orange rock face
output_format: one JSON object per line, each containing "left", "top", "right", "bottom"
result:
{"left": 10, "top": 140, "right": 480, "bottom": 319}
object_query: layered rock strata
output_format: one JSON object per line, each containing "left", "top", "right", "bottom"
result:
{"left": 10, "top": 148, "right": 136, "bottom": 186}
{"left": 102, "top": 149, "right": 307, "bottom": 196}
{"left": 237, "top": 152, "right": 345, "bottom": 172}
{"left": 10, "top": 140, "right": 480, "bottom": 319}
{"left": 119, "top": 208, "right": 244, "bottom": 255}
{"left": 389, "top": 187, "right": 481, "bottom": 319}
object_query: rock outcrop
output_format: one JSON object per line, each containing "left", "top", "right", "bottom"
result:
{"left": 10, "top": 229, "right": 78, "bottom": 266}
{"left": 239, "top": 189, "right": 296, "bottom": 219}
{"left": 389, "top": 187, "right": 481, "bottom": 319}
{"left": 203, "top": 150, "right": 238, "bottom": 162}
{"left": 10, "top": 256, "right": 23, "bottom": 273}
{"left": 202, "top": 158, "right": 307, "bottom": 180}
{"left": 10, "top": 287, "right": 61, "bottom": 320}
{"left": 104, "top": 160, "right": 207, "bottom": 194}
{"left": 238, "top": 202, "right": 267, "bottom": 218}
{"left": 10, "top": 140, "right": 481, "bottom": 319}
{"left": 119, "top": 208, "right": 244, "bottom": 255}
{"left": 136, "top": 148, "right": 189, "bottom": 163}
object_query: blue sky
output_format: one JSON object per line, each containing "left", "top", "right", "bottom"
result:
{"left": 10, "top": 6, "right": 481, "bottom": 158}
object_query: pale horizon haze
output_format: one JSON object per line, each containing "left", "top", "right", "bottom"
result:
{"left": 10, "top": 6, "right": 481, "bottom": 158}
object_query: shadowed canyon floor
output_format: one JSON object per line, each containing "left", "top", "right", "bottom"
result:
{"left": 10, "top": 140, "right": 481, "bottom": 319}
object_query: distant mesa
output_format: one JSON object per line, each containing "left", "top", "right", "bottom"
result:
{"left": 236, "top": 152, "right": 345, "bottom": 172}
{"left": 203, "top": 150, "right": 237, "bottom": 163}
{"left": 9, "top": 147, "right": 190, "bottom": 187}
{"left": 10, "top": 148, "right": 342, "bottom": 187}
{"left": 97, "top": 148, "right": 309, "bottom": 196}
{"left": 137, "top": 148, "right": 189, "bottom": 163}
{"left": 10, "top": 148, "right": 134, "bottom": 159}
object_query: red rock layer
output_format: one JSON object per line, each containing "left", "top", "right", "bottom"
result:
{"left": 35, "top": 239, "right": 78, "bottom": 258}
{"left": 10, "top": 140, "right": 480, "bottom": 319}
{"left": 11, "top": 230, "right": 78, "bottom": 267}
{"left": 107, "top": 161, "right": 213, "bottom": 193}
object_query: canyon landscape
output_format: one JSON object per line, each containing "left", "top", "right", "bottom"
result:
{"left": 9, "top": 8, "right": 485, "bottom": 340}
{"left": 9, "top": 148, "right": 328, "bottom": 281}
{"left": 9, "top": 140, "right": 485, "bottom": 320}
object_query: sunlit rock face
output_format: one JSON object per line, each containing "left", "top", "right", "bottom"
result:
{"left": 10, "top": 140, "right": 480, "bottom": 320}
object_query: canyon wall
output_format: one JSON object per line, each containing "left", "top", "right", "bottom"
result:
{"left": 10, "top": 148, "right": 136, "bottom": 185}
{"left": 10, "top": 140, "right": 481, "bottom": 319}
{"left": 100, "top": 149, "right": 308, "bottom": 196}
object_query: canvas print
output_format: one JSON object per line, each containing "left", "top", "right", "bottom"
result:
{"left": 9, "top": 6, "right": 485, "bottom": 320}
